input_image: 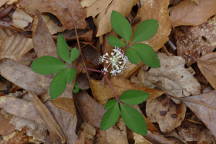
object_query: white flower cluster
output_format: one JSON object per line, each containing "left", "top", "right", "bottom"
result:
{"left": 99, "top": 47, "right": 128, "bottom": 76}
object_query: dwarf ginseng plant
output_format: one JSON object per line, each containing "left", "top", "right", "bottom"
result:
{"left": 31, "top": 35, "right": 80, "bottom": 99}
{"left": 31, "top": 10, "right": 160, "bottom": 136}
{"left": 99, "top": 11, "right": 160, "bottom": 135}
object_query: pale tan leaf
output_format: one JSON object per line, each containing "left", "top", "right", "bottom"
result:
{"left": 133, "top": 133, "right": 152, "bottom": 144}
{"left": 12, "top": 9, "right": 33, "bottom": 29}
{"left": 90, "top": 77, "right": 164, "bottom": 104}
{"left": 0, "top": 0, "right": 18, "bottom": 7}
{"left": 146, "top": 95, "right": 186, "bottom": 133}
{"left": 183, "top": 91, "right": 216, "bottom": 138}
{"left": 0, "top": 29, "right": 33, "bottom": 61}
{"left": 30, "top": 92, "right": 66, "bottom": 143}
{"left": 0, "top": 59, "right": 50, "bottom": 95}
{"left": 170, "top": 0, "right": 216, "bottom": 27}
{"left": 90, "top": 0, "right": 137, "bottom": 37}
{"left": 18, "top": 0, "right": 86, "bottom": 29}
{"left": 136, "top": 0, "right": 171, "bottom": 51}
{"left": 198, "top": 53, "right": 216, "bottom": 89}
{"left": 81, "top": 0, "right": 97, "bottom": 7}
{"left": 0, "top": 96, "right": 44, "bottom": 124}
{"left": 42, "top": 15, "right": 64, "bottom": 35}
{"left": 142, "top": 53, "right": 201, "bottom": 99}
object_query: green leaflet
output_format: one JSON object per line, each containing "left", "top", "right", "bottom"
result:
{"left": 111, "top": 11, "right": 132, "bottom": 41}
{"left": 57, "top": 34, "right": 70, "bottom": 63}
{"left": 133, "top": 19, "right": 159, "bottom": 42}
{"left": 31, "top": 56, "right": 66, "bottom": 75}
{"left": 49, "top": 69, "right": 68, "bottom": 99}
{"left": 120, "top": 90, "right": 149, "bottom": 105}
{"left": 70, "top": 48, "right": 80, "bottom": 62}
{"left": 127, "top": 43, "right": 160, "bottom": 67}
{"left": 100, "top": 100, "right": 120, "bottom": 130}
{"left": 107, "top": 35, "right": 126, "bottom": 47}
{"left": 120, "top": 104, "right": 147, "bottom": 135}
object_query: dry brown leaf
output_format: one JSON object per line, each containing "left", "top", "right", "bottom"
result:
{"left": 133, "top": 133, "right": 152, "bottom": 144}
{"left": 42, "top": 15, "right": 64, "bottom": 35}
{"left": 146, "top": 95, "right": 186, "bottom": 133}
{"left": 0, "top": 96, "right": 44, "bottom": 124}
{"left": 86, "top": 0, "right": 137, "bottom": 37}
{"left": 170, "top": 0, "right": 216, "bottom": 27}
{"left": 81, "top": 0, "right": 97, "bottom": 8}
{"left": 0, "top": 0, "right": 18, "bottom": 7}
{"left": 90, "top": 77, "right": 164, "bottom": 104}
{"left": 97, "top": 120, "right": 128, "bottom": 144}
{"left": 136, "top": 0, "right": 171, "bottom": 51}
{"left": 0, "top": 59, "right": 49, "bottom": 95}
{"left": 0, "top": 113, "right": 14, "bottom": 136}
{"left": 174, "top": 16, "right": 216, "bottom": 65}
{"left": 12, "top": 8, "right": 33, "bottom": 29}
{"left": 183, "top": 91, "right": 216, "bottom": 138}
{"left": 142, "top": 53, "right": 201, "bottom": 99}
{"left": 32, "top": 15, "right": 57, "bottom": 57}
{"left": 198, "top": 53, "right": 216, "bottom": 89}
{"left": 174, "top": 122, "right": 216, "bottom": 143}
{"left": 0, "top": 28, "right": 33, "bottom": 61}
{"left": 30, "top": 92, "right": 66, "bottom": 144}
{"left": 18, "top": 0, "right": 86, "bottom": 29}
{"left": 76, "top": 91, "right": 105, "bottom": 128}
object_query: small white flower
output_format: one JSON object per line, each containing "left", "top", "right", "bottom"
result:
{"left": 99, "top": 47, "right": 128, "bottom": 76}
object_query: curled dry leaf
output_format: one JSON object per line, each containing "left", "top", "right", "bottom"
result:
{"left": 182, "top": 91, "right": 216, "bottom": 138}
{"left": 174, "top": 16, "right": 216, "bottom": 65}
{"left": 32, "top": 15, "right": 57, "bottom": 57}
{"left": 0, "top": 28, "right": 33, "bottom": 61}
{"left": 142, "top": 53, "right": 201, "bottom": 99}
{"left": 18, "top": 0, "right": 86, "bottom": 29}
{"left": 136, "top": 0, "right": 171, "bottom": 51}
{"left": 0, "top": 0, "right": 18, "bottom": 7}
{"left": 76, "top": 91, "right": 105, "bottom": 128}
{"left": 198, "top": 52, "right": 216, "bottom": 89}
{"left": 170, "top": 0, "right": 216, "bottom": 27}
{"left": 85, "top": 0, "right": 137, "bottom": 37}
{"left": 90, "top": 77, "right": 164, "bottom": 104}
{"left": 146, "top": 95, "right": 186, "bottom": 133}
{"left": 12, "top": 9, "right": 33, "bottom": 29}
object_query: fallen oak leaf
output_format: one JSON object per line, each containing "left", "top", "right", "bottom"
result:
{"left": 18, "top": 0, "right": 86, "bottom": 29}
{"left": 136, "top": 0, "right": 171, "bottom": 51}
{"left": 30, "top": 92, "right": 65, "bottom": 144}
{"left": 198, "top": 52, "right": 216, "bottom": 89}
{"left": 90, "top": 77, "right": 163, "bottom": 104}
{"left": 170, "top": 0, "right": 216, "bottom": 27}
{"left": 181, "top": 91, "right": 216, "bottom": 138}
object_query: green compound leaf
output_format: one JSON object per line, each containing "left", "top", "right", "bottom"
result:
{"left": 57, "top": 34, "right": 70, "bottom": 63}
{"left": 100, "top": 101, "right": 120, "bottom": 130}
{"left": 127, "top": 44, "right": 160, "bottom": 67}
{"left": 133, "top": 19, "right": 159, "bottom": 43}
{"left": 111, "top": 11, "right": 132, "bottom": 41}
{"left": 120, "top": 104, "right": 147, "bottom": 135}
{"left": 104, "top": 99, "right": 117, "bottom": 110}
{"left": 49, "top": 69, "right": 68, "bottom": 99}
{"left": 120, "top": 90, "right": 149, "bottom": 105}
{"left": 70, "top": 48, "right": 80, "bottom": 62}
{"left": 31, "top": 56, "right": 66, "bottom": 75}
{"left": 107, "top": 35, "right": 126, "bottom": 47}
{"left": 65, "top": 68, "right": 76, "bottom": 83}
{"left": 126, "top": 48, "right": 142, "bottom": 64}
